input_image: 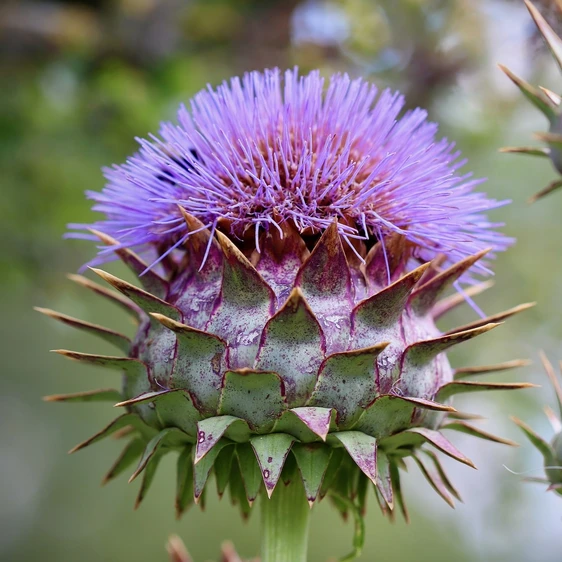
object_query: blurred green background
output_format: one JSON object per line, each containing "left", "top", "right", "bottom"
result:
{"left": 2, "top": 0, "right": 562, "bottom": 560}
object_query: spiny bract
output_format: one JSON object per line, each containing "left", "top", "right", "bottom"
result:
{"left": 41, "top": 69, "right": 531, "bottom": 533}
{"left": 513, "top": 353, "right": 562, "bottom": 496}
{"left": 500, "top": 0, "right": 562, "bottom": 202}
{"left": 41, "top": 223, "right": 532, "bottom": 521}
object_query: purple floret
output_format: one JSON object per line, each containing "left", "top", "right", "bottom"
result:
{"left": 69, "top": 68, "right": 512, "bottom": 274}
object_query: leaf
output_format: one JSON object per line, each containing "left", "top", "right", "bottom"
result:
{"left": 499, "top": 146, "right": 551, "bottom": 157}
{"left": 382, "top": 427, "right": 475, "bottom": 468}
{"left": 400, "top": 324, "right": 500, "bottom": 398}
{"left": 352, "top": 263, "right": 429, "bottom": 337}
{"left": 407, "top": 428, "right": 475, "bottom": 468}
{"left": 228, "top": 458, "right": 252, "bottom": 519}
{"left": 432, "top": 280, "right": 494, "bottom": 320}
{"left": 319, "top": 447, "right": 345, "bottom": 499}
{"left": 540, "top": 351, "right": 562, "bottom": 418}
{"left": 445, "top": 303, "right": 535, "bottom": 335}
{"left": 528, "top": 179, "right": 562, "bottom": 203}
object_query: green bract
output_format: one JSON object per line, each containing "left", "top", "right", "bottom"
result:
{"left": 500, "top": 0, "right": 562, "bottom": 201}
{"left": 513, "top": 353, "right": 562, "bottom": 496}
{"left": 40, "top": 216, "right": 533, "bottom": 550}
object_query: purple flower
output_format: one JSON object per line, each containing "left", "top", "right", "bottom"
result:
{"left": 69, "top": 68, "right": 511, "bottom": 275}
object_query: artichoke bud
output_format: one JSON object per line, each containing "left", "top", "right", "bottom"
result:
{"left": 40, "top": 68, "right": 533, "bottom": 534}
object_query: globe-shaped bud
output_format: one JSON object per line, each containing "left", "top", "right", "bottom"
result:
{"left": 39, "top": 69, "right": 532, "bottom": 551}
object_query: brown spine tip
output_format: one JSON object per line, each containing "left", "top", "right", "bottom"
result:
{"left": 410, "top": 248, "right": 492, "bottom": 315}
{"left": 454, "top": 358, "right": 532, "bottom": 378}
{"left": 528, "top": 179, "right": 562, "bottom": 203}
{"left": 539, "top": 351, "right": 562, "bottom": 412}
{"left": 445, "top": 302, "right": 535, "bottom": 335}
{"left": 89, "top": 228, "right": 119, "bottom": 246}
{"left": 534, "top": 131, "right": 562, "bottom": 144}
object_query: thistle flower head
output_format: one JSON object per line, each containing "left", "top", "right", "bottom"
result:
{"left": 70, "top": 68, "right": 510, "bottom": 274}
{"left": 41, "top": 67, "right": 533, "bottom": 559}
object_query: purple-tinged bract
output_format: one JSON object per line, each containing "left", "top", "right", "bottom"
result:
{"left": 69, "top": 68, "right": 510, "bottom": 273}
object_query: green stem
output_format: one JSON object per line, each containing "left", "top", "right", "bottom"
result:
{"left": 260, "top": 479, "right": 311, "bottom": 562}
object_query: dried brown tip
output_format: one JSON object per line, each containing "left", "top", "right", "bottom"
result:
{"left": 528, "top": 179, "right": 562, "bottom": 203}
{"left": 539, "top": 351, "right": 562, "bottom": 414}
{"left": 166, "top": 535, "right": 193, "bottom": 562}
{"left": 445, "top": 302, "right": 536, "bottom": 335}
{"left": 454, "top": 358, "right": 531, "bottom": 379}
{"left": 499, "top": 146, "right": 550, "bottom": 157}
{"left": 220, "top": 541, "right": 245, "bottom": 562}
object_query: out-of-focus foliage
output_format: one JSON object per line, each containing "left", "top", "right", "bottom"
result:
{"left": 1, "top": 1, "right": 562, "bottom": 561}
